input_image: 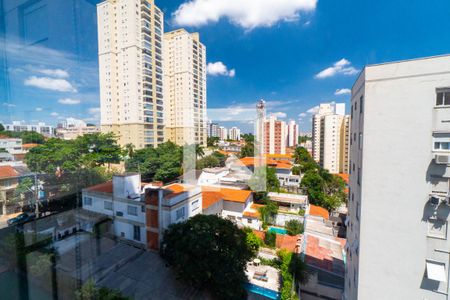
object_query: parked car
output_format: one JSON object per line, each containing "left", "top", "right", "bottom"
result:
{"left": 7, "top": 213, "right": 36, "bottom": 226}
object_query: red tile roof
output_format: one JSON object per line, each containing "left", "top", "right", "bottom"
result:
{"left": 0, "top": 166, "right": 19, "bottom": 179}
{"left": 201, "top": 186, "right": 252, "bottom": 205}
{"left": 85, "top": 181, "right": 113, "bottom": 194}
{"left": 163, "top": 183, "right": 196, "bottom": 200}
{"left": 309, "top": 204, "right": 329, "bottom": 220}
{"left": 304, "top": 234, "right": 345, "bottom": 275}
{"left": 243, "top": 203, "right": 264, "bottom": 219}
{"left": 22, "top": 143, "right": 40, "bottom": 149}
{"left": 202, "top": 189, "right": 223, "bottom": 209}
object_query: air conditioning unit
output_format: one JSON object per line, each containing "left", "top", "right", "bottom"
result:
{"left": 429, "top": 195, "right": 442, "bottom": 206}
{"left": 435, "top": 154, "right": 450, "bottom": 165}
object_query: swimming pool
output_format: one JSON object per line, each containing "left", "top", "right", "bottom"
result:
{"left": 246, "top": 283, "right": 280, "bottom": 299}
{"left": 268, "top": 227, "right": 287, "bottom": 235}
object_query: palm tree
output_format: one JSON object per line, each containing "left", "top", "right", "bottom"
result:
{"left": 195, "top": 144, "right": 205, "bottom": 158}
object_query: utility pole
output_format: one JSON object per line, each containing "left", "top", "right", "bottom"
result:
{"left": 34, "top": 172, "right": 39, "bottom": 217}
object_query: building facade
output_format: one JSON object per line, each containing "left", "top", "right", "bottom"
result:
{"left": 312, "top": 103, "right": 350, "bottom": 174}
{"left": 207, "top": 121, "right": 219, "bottom": 137}
{"left": 345, "top": 55, "right": 450, "bottom": 300}
{"left": 229, "top": 126, "right": 241, "bottom": 141}
{"left": 82, "top": 174, "right": 202, "bottom": 250}
{"left": 0, "top": 137, "right": 22, "bottom": 154}
{"left": 55, "top": 126, "right": 101, "bottom": 140}
{"left": 286, "top": 120, "right": 299, "bottom": 148}
{"left": 97, "top": 0, "right": 164, "bottom": 148}
{"left": 4, "top": 121, "right": 54, "bottom": 137}
{"left": 218, "top": 126, "right": 228, "bottom": 141}
{"left": 264, "top": 116, "right": 287, "bottom": 154}
{"left": 163, "top": 29, "right": 207, "bottom": 147}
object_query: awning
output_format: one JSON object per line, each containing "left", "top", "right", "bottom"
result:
{"left": 426, "top": 261, "right": 447, "bottom": 282}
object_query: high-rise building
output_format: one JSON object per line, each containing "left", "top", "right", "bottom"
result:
{"left": 229, "top": 127, "right": 241, "bottom": 141}
{"left": 312, "top": 103, "right": 350, "bottom": 174}
{"left": 97, "top": 0, "right": 164, "bottom": 149}
{"left": 264, "top": 115, "right": 287, "bottom": 154}
{"left": 163, "top": 29, "right": 207, "bottom": 146}
{"left": 345, "top": 55, "right": 450, "bottom": 300}
{"left": 217, "top": 126, "right": 228, "bottom": 141}
{"left": 207, "top": 120, "right": 219, "bottom": 137}
{"left": 286, "top": 120, "right": 299, "bottom": 147}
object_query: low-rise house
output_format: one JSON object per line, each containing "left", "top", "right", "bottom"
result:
{"left": 82, "top": 173, "right": 202, "bottom": 250}
{"left": 0, "top": 165, "right": 33, "bottom": 216}
{"left": 202, "top": 186, "right": 262, "bottom": 230}
{"left": 0, "top": 137, "right": 23, "bottom": 154}
{"left": 56, "top": 125, "right": 100, "bottom": 140}
{"left": 268, "top": 192, "right": 308, "bottom": 213}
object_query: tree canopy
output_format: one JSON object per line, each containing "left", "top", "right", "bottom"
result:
{"left": 125, "top": 141, "right": 183, "bottom": 183}
{"left": 161, "top": 214, "right": 254, "bottom": 300}
{"left": 1, "top": 131, "right": 46, "bottom": 144}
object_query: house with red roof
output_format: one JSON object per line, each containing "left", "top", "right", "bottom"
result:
{"left": 0, "top": 165, "right": 33, "bottom": 216}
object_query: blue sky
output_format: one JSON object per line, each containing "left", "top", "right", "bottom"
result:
{"left": 1, "top": 0, "right": 450, "bottom": 133}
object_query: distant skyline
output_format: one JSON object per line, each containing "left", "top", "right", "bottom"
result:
{"left": 1, "top": 0, "right": 450, "bottom": 133}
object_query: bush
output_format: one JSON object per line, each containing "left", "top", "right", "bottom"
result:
{"left": 298, "top": 209, "right": 305, "bottom": 216}
{"left": 264, "top": 231, "right": 276, "bottom": 248}
{"left": 285, "top": 220, "right": 304, "bottom": 236}
{"left": 245, "top": 230, "right": 262, "bottom": 256}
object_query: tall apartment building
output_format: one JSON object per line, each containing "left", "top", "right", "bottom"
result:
{"left": 286, "top": 120, "right": 299, "bottom": 147}
{"left": 312, "top": 103, "right": 350, "bottom": 174}
{"left": 163, "top": 29, "right": 207, "bottom": 147}
{"left": 97, "top": 0, "right": 164, "bottom": 148}
{"left": 264, "top": 116, "right": 287, "bottom": 155}
{"left": 207, "top": 120, "right": 219, "bottom": 137}
{"left": 345, "top": 55, "right": 450, "bottom": 300}
{"left": 229, "top": 127, "right": 241, "bottom": 141}
{"left": 217, "top": 126, "right": 228, "bottom": 141}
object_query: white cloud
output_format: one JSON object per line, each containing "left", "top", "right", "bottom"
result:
{"left": 271, "top": 112, "right": 287, "bottom": 118}
{"left": 334, "top": 88, "right": 351, "bottom": 95}
{"left": 173, "top": 0, "right": 317, "bottom": 30}
{"left": 207, "top": 62, "right": 235, "bottom": 77}
{"left": 88, "top": 107, "right": 100, "bottom": 115}
{"left": 35, "top": 107, "right": 43, "bottom": 111}
{"left": 58, "top": 98, "right": 80, "bottom": 105}
{"left": 24, "top": 76, "right": 77, "bottom": 92}
{"left": 315, "top": 58, "right": 359, "bottom": 79}
{"left": 306, "top": 105, "right": 320, "bottom": 114}
{"left": 35, "top": 68, "right": 69, "bottom": 78}
{"left": 2, "top": 103, "right": 16, "bottom": 108}
{"left": 50, "top": 112, "right": 59, "bottom": 117}
{"left": 299, "top": 112, "right": 307, "bottom": 118}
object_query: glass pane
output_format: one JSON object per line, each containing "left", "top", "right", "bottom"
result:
{"left": 444, "top": 92, "right": 450, "bottom": 105}
{"left": 436, "top": 92, "right": 444, "bottom": 105}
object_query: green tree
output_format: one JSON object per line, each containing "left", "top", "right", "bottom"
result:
{"left": 75, "top": 279, "right": 131, "bottom": 300}
{"left": 0, "top": 148, "right": 7, "bottom": 153}
{"left": 195, "top": 144, "right": 205, "bottom": 158}
{"left": 285, "top": 220, "right": 304, "bottom": 236}
{"left": 0, "top": 123, "right": 4, "bottom": 131}
{"left": 126, "top": 141, "right": 183, "bottom": 183}
{"left": 259, "top": 200, "right": 278, "bottom": 226}
{"left": 207, "top": 136, "right": 219, "bottom": 147}
{"left": 197, "top": 155, "right": 220, "bottom": 169}
{"left": 264, "top": 231, "right": 276, "bottom": 247}
{"left": 13, "top": 177, "right": 34, "bottom": 204}
{"left": 240, "top": 142, "right": 254, "bottom": 158}
{"left": 241, "top": 133, "right": 254, "bottom": 143}
{"left": 244, "top": 228, "right": 262, "bottom": 256}
{"left": 20, "top": 131, "right": 45, "bottom": 144}
{"left": 267, "top": 167, "right": 280, "bottom": 192}
{"left": 161, "top": 215, "right": 253, "bottom": 300}
{"left": 123, "top": 143, "right": 135, "bottom": 159}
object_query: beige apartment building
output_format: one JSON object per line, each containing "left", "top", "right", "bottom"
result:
{"left": 163, "top": 29, "right": 207, "bottom": 146}
{"left": 97, "top": 0, "right": 164, "bottom": 148}
{"left": 312, "top": 103, "right": 350, "bottom": 174}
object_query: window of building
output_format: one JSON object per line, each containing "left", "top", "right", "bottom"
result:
{"left": 127, "top": 205, "right": 138, "bottom": 216}
{"left": 104, "top": 201, "right": 113, "bottom": 210}
{"left": 83, "top": 197, "right": 92, "bottom": 206}
{"left": 436, "top": 89, "right": 450, "bottom": 106}
{"left": 133, "top": 225, "right": 141, "bottom": 241}
{"left": 360, "top": 96, "right": 364, "bottom": 113}
{"left": 176, "top": 207, "right": 185, "bottom": 220}
{"left": 191, "top": 199, "right": 199, "bottom": 211}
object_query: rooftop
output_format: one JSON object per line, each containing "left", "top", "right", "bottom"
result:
{"left": 304, "top": 233, "right": 345, "bottom": 276}
{"left": 309, "top": 204, "right": 329, "bottom": 220}
{"left": 201, "top": 186, "right": 252, "bottom": 203}
{"left": 243, "top": 203, "right": 264, "bottom": 219}
{"left": 84, "top": 181, "right": 113, "bottom": 194}
{"left": 163, "top": 183, "right": 197, "bottom": 200}
{"left": 0, "top": 165, "right": 19, "bottom": 179}
{"left": 268, "top": 192, "right": 308, "bottom": 205}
